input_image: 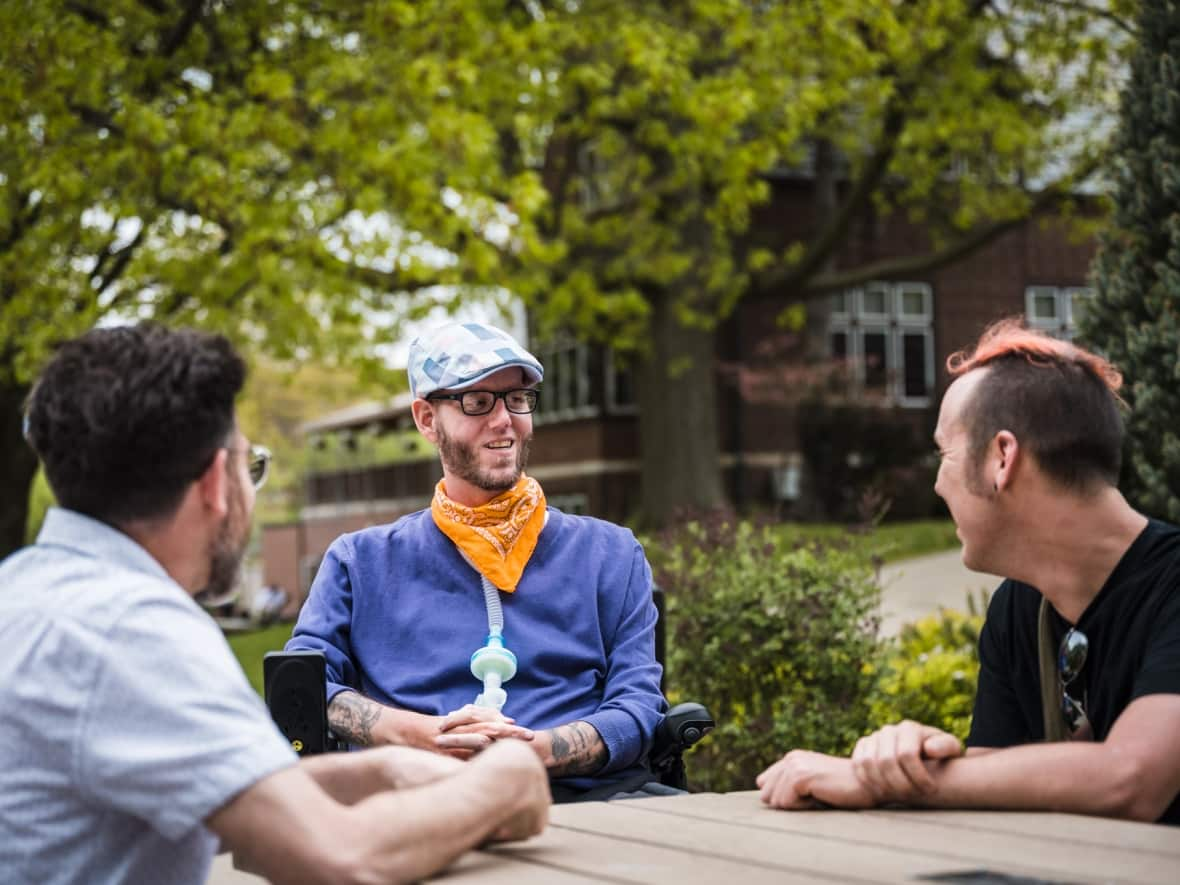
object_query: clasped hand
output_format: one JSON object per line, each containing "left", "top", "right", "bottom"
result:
{"left": 757, "top": 720, "right": 963, "bottom": 809}
{"left": 434, "top": 704, "right": 535, "bottom": 758}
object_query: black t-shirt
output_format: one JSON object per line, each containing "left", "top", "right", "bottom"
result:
{"left": 967, "top": 518, "right": 1180, "bottom": 825}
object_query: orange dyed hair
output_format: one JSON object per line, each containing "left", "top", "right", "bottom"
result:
{"left": 947, "top": 317, "right": 1126, "bottom": 490}
{"left": 947, "top": 317, "right": 1123, "bottom": 398}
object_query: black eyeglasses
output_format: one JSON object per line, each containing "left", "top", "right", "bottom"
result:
{"left": 1058, "top": 627, "right": 1091, "bottom": 738}
{"left": 226, "top": 444, "right": 272, "bottom": 490}
{"left": 426, "top": 388, "right": 540, "bottom": 416}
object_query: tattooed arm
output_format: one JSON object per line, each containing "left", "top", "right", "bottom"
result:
{"left": 327, "top": 691, "right": 441, "bottom": 751}
{"left": 329, "top": 692, "right": 534, "bottom": 758}
{"left": 534, "top": 721, "right": 608, "bottom": 777}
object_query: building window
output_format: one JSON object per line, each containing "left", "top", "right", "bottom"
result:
{"left": 605, "top": 349, "right": 637, "bottom": 415}
{"left": 829, "top": 281, "right": 934, "bottom": 407}
{"left": 532, "top": 339, "right": 599, "bottom": 424}
{"left": 1026, "top": 286, "right": 1092, "bottom": 339}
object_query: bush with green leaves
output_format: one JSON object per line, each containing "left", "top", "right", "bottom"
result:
{"left": 652, "top": 517, "right": 883, "bottom": 793}
{"left": 869, "top": 596, "right": 986, "bottom": 742}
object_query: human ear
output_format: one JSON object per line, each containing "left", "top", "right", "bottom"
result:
{"left": 196, "top": 448, "right": 230, "bottom": 519}
{"left": 411, "top": 399, "right": 439, "bottom": 444}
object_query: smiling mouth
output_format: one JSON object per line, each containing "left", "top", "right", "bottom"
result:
{"left": 486, "top": 441, "right": 514, "bottom": 450}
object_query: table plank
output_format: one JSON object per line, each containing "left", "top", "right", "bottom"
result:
{"left": 553, "top": 792, "right": 1177, "bottom": 885}
{"left": 444, "top": 821, "right": 832, "bottom": 884}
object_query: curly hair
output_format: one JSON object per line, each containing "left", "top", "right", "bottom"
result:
{"left": 25, "top": 324, "right": 246, "bottom": 524}
{"left": 946, "top": 318, "right": 1124, "bottom": 491}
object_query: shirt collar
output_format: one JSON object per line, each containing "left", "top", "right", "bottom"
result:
{"left": 36, "top": 507, "right": 173, "bottom": 584}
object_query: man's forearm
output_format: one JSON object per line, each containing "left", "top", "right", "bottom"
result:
{"left": 299, "top": 746, "right": 465, "bottom": 804}
{"left": 537, "top": 721, "right": 607, "bottom": 777}
{"left": 327, "top": 691, "right": 386, "bottom": 746}
{"left": 923, "top": 742, "right": 1152, "bottom": 820}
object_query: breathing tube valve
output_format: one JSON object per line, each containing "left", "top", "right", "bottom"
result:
{"left": 470, "top": 628, "right": 517, "bottom": 711}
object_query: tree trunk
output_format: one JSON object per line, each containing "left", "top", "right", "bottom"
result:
{"left": 0, "top": 378, "right": 37, "bottom": 560}
{"left": 635, "top": 291, "right": 728, "bottom": 527}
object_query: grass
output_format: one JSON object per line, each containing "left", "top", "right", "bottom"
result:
{"left": 774, "top": 518, "right": 959, "bottom": 563}
{"left": 227, "top": 622, "right": 294, "bottom": 696}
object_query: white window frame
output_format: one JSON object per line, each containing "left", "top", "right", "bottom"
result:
{"left": 532, "top": 340, "right": 600, "bottom": 425}
{"left": 604, "top": 348, "right": 638, "bottom": 416}
{"left": 1025, "top": 286, "right": 1093, "bottom": 340}
{"left": 829, "top": 281, "right": 935, "bottom": 408}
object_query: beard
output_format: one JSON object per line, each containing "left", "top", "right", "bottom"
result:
{"left": 436, "top": 424, "right": 532, "bottom": 494}
{"left": 195, "top": 471, "right": 251, "bottom": 603}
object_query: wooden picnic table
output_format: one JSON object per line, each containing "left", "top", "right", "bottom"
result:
{"left": 431, "top": 790, "right": 1180, "bottom": 884}
{"left": 209, "top": 789, "right": 1179, "bottom": 884}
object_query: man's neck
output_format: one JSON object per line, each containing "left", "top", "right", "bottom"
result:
{"left": 999, "top": 486, "right": 1147, "bottom": 623}
{"left": 119, "top": 512, "right": 207, "bottom": 596}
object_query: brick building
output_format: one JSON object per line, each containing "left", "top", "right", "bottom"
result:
{"left": 261, "top": 178, "right": 1098, "bottom": 598}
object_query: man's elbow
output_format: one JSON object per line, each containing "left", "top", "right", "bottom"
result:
{"left": 1100, "top": 755, "right": 1171, "bottom": 824}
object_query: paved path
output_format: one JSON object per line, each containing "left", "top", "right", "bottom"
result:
{"left": 878, "top": 547, "right": 1002, "bottom": 635}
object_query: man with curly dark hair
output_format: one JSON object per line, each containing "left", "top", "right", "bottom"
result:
{"left": 0, "top": 324, "right": 548, "bottom": 884}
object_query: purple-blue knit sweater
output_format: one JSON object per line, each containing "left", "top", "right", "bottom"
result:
{"left": 286, "top": 507, "right": 666, "bottom": 788}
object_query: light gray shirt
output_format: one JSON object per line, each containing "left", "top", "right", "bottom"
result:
{"left": 0, "top": 508, "right": 297, "bottom": 885}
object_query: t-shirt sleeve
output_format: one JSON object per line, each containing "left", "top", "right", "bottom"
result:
{"left": 75, "top": 589, "right": 297, "bottom": 841}
{"left": 1133, "top": 572, "right": 1180, "bottom": 699}
{"left": 967, "top": 581, "right": 1036, "bottom": 748}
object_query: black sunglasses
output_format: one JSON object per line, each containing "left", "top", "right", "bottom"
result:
{"left": 426, "top": 388, "right": 539, "bottom": 416}
{"left": 1058, "top": 627, "right": 1091, "bottom": 737}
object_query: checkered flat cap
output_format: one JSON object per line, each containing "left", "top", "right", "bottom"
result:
{"left": 407, "top": 322, "right": 544, "bottom": 398}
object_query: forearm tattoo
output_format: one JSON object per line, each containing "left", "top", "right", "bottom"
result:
{"left": 544, "top": 721, "right": 607, "bottom": 777}
{"left": 327, "top": 691, "right": 383, "bottom": 746}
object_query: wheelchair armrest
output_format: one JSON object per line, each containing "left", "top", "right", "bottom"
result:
{"left": 649, "top": 701, "right": 715, "bottom": 782}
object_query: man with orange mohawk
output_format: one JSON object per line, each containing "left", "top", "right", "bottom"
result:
{"left": 758, "top": 319, "right": 1180, "bottom": 824}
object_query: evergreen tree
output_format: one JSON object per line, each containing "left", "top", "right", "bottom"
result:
{"left": 1082, "top": 0, "right": 1180, "bottom": 522}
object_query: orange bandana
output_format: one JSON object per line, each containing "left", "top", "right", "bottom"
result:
{"left": 431, "top": 475, "right": 547, "bottom": 592}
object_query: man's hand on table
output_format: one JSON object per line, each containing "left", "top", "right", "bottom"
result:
{"left": 757, "top": 750, "right": 875, "bottom": 809}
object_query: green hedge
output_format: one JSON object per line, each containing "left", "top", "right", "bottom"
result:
{"left": 870, "top": 597, "right": 986, "bottom": 742}
{"left": 651, "top": 518, "right": 983, "bottom": 793}
{"left": 651, "top": 517, "right": 883, "bottom": 793}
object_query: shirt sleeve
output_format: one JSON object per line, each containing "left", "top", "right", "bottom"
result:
{"left": 285, "top": 536, "right": 361, "bottom": 704}
{"left": 1133, "top": 572, "right": 1180, "bottom": 699}
{"left": 966, "top": 582, "right": 1037, "bottom": 748}
{"left": 76, "top": 590, "right": 297, "bottom": 841}
{"left": 579, "top": 538, "right": 667, "bottom": 773}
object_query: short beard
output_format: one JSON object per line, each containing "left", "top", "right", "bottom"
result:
{"left": 437, "top": 425, "right": 532, "bottom": 494}
{"left": 196, "top": 473, "right": 250, "bottom": 602}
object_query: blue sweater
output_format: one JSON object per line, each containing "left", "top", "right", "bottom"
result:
{"left": 287, "top": 507, "right": 665, "bottom": 788}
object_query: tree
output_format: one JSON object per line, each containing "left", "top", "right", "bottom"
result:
{"left": 485, "top": 0, "right": 1133, "bottom": 524}
{"left": 0, "top": 1, "right": 525, "bottom": 557}
{"left": 1, "top": 2, "right": 1136, "bottom": 556}
{"left": 1081, "top": 0, "right": 1180, "bottom": 522}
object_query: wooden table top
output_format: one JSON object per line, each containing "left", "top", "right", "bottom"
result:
{"left": 432, "top": 790, "right": 1180, "bottom": 884}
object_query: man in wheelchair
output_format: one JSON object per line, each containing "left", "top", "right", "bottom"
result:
{"left": 283, "top": 322, "right": 710, "bottom": 801}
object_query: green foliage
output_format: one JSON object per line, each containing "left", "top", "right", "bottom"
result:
{"left": 227, "top": 623, "right": 295, "bottom": 697}
{"left": 0, "top": 1, "right": 1135, "bottom": 541}
{"left": 1081, "top": 0, "right": 1180, "bottom": 523}
{"left": 773, "top": 519, "right": 959, "bottom": 564}
{"left": 870, "top": 597, "right": 986, "bottom": 742}
{"left": 652, "top": 517, "right": 882, "bottom": 793}
{"left": 24, "top": 467, "right": 54, "bottom": 544}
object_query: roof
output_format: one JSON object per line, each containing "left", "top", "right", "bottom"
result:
{"left": 300, "top": 391, "right": 415, "bottom": 435}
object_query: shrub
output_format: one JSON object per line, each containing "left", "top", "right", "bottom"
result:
{"left": 869, "top": 595, "right": 986, "bottom": 742}
{"left": 651, "top": 516, "right": 883, "bottom": 793}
